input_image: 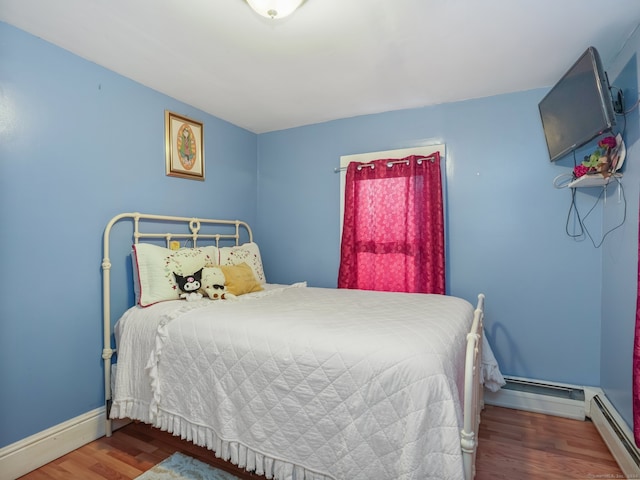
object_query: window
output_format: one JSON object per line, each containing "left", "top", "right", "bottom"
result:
{"left": 338, "top": 145, "right": 445, "bottom": 294}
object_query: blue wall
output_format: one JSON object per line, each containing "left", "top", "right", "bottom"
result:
{"left": 2, "top": 17, "right": 639, "bottom": 450}
{"left": 599, "top": 26, "right": 640, "bottom": 428}
{"left": 256, "top": 90, "right": 607, "bottom": 387}
{"left": 0, "top": 22, "right": 258, "bottom": 448}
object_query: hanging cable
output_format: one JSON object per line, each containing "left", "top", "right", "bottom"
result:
{"left": 566, "top": 176, "right": 627, "bottom": 247}
{"left": 582, "top": 177, "right": 627, "bottom": 248}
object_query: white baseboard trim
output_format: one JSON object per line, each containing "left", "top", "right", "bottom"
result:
{"left": 0, "top": 407, "right": 129, "bottom": 480}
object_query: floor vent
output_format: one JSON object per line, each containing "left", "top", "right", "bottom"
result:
{"left": 590, "top": 394, "right": 640, "bottom": 476}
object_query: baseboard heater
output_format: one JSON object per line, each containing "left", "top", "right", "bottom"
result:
{"left": 501, "top": 377, "right": 585, "bottom": 400}
{"left": 484, "top": 376, "right": 587, "bottom": 420}
{"left": 590, "top": 394, "right": 640, "bottom": 478}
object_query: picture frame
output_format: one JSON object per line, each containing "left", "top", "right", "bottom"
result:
{"left": 165, "top": 110, "right": 205, "bottom": 181}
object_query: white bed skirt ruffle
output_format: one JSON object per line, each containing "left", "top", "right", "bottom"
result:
{"left": 111, "top": 398, "right": 332, "bottom": 479}
{"left": 155, "top": 411, "right": 332, "bottom": 480}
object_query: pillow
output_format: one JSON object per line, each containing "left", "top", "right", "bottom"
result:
{"left": 218, "top": 242, "right": 266, "bottom": 284}
{"left": 219, "top": 263, "right": 263, "bottom": 296}
{"left": 132, "top": 243, "right": 218, "bottom": 307}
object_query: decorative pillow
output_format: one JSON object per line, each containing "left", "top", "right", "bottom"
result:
{"left": 132, "top": 243, "right": 218, "bottom": 307}
{"left": 218, "top": 242, "right": 266, "bottom": 284}
{"left": 219, "top": 263, "right": 264, "bottom": 296}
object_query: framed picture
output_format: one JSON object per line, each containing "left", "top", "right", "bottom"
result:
{"left": 165, "top": 111, "right": 205, "bottom": 180}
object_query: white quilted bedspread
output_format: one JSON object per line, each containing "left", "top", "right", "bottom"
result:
{"left": 111, "top": 284, "right": 477, "bottom": 480}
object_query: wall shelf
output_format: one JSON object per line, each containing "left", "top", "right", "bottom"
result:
{"left": 567, "top": 173, "right": 622, "bottom": 188}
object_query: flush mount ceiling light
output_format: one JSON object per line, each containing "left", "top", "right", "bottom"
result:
{"left": 246, "top": 0, "right": 304, "bottom": 19}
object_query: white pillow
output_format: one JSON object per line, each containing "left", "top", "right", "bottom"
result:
{"left": 132, "top": 243, "right": 219, "bottom": 307}
{"left": 218, "top": 242, "right": 266, "bottom": 284}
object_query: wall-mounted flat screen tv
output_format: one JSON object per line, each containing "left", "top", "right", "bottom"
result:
{"left": 538, "top": 46, "right": 616, "bottom": 162}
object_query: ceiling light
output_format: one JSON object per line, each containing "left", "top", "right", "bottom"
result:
{"left": 246, "top": 0, "right": 304, "bottom": 19}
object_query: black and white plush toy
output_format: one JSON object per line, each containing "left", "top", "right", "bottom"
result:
{"left": 174, "top": 269, "right": 204, "bottom": 301}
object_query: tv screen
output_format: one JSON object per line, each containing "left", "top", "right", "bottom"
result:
{"left": 538, "top": 46, "right": 616, "bottom": 162}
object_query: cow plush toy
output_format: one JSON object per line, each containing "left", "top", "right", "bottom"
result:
{"left": 201, "top": 267, "right": 236, "bottom": 300}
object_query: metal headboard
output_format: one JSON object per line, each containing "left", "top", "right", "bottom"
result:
{"left": 101, "top": 212, "right": 252, "bottom": 435}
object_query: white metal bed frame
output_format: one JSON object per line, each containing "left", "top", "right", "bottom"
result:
{"left": 101, "top": 212, "right": 484, "bottom": 480}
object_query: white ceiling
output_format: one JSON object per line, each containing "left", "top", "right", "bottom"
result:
{"left": 2, "top": 0, "right": 640, "bottom": 133}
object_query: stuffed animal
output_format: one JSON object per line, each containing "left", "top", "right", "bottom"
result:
{"left": 174, "top": 269, "right": 204, "bottom": 301}
{"left": 201, "top": 267, "right": 236, "bottom": 300}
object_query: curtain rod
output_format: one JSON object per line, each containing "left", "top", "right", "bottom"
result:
{"left": 333, "top": 155, "right": 439, "bottom": 173}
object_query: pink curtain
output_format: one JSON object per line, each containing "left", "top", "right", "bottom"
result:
{"left": 634, "top": 215, "right": 640, "bottom": 446}
{"left": 338, "top": 153, "right": 445, "bottom": 294}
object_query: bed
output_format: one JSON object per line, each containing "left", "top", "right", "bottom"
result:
{"left": 102, "top": 212, "right": 503, "bottom": 480}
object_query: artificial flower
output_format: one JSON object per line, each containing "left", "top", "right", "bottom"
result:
{"left": 573, "top": 165, "right": 590, "bottom": 178}
{"left": 582, "top": 135, "right": 617, "bottom": 169}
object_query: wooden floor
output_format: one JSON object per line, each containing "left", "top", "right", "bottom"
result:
{"left": 19, "top": 405, "right": 624, "bottom": 480}
{"left": 475, "top": 405, "right": 623, "bottom": 480}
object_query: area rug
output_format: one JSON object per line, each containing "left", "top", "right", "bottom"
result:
{"left": 135, "top": 452, "right": 241, "bottom": 480}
